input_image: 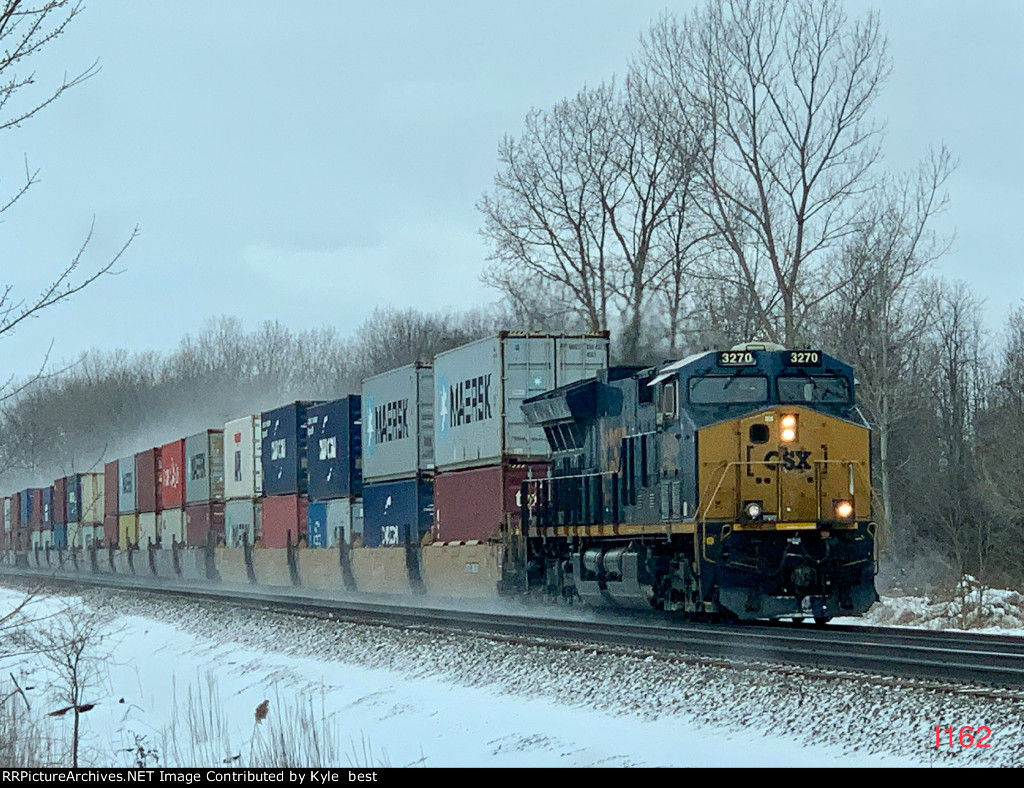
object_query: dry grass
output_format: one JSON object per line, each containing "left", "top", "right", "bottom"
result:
{"left": 157, "top": 672, "right": 392, "bottom": 768}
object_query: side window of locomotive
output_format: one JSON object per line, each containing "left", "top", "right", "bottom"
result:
{"left": 660, "top": 381, "right": 678, "bottom": 421}
{"left": 688, "top": 376, "right": 768, "bottom": 405}
{"left": 777, "top": 376, "right": 850, "bottom": 404}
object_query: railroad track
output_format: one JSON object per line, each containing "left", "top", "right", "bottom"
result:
{"left": 3, "top": 566, "right": 1024, "bottom": 695}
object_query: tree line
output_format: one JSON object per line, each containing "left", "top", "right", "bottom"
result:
{"left": 0, "top": 307, "right": 503, "bottom": 490}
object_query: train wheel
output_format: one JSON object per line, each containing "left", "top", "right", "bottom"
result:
{"left": 813, "top": 616, "right": 832, "bottom": 627}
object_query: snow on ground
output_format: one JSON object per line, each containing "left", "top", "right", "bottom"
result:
{"left": 2, "top": 584, "right": 1023, "bottom": 768}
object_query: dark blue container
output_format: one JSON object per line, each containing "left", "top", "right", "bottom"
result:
{"left": 362, "top": 477, "right": 433, "bottom": 547}
{"left": 53, "top": 523, "right": 68, "bottom": 549}
{"left": 261, "top": 401, "right": 323, "bottom": 497}
{"left": 42, "top": 487, "right": 53, "bottom": 527}
{"left": 66, "top": 474, "right": 83, "bottom": 523}
{"left": 306, "top": 397, "right": 362, "bottom": 501}
{"left": 19, "top": 490, "right": 30, "bottom": 525}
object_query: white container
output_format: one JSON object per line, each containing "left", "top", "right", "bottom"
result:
{"left": 138, "top": 512, "right": 158, "bottom": 548}
{"left": 224, "top": 415, "right": 263, "bottom": 500}
{"left": 158, "top": 509, "right": 185, "bottom": 546}
{"left": 79, "top": 472, "right": 105, "bottom": 525}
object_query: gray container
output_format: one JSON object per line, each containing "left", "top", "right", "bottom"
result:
{"left": 362, "top": 362, "right": 434, "bottom": 483}
{"left": 185, "top": 429, "right": 225, "bottom": 504}
{"left": 117, "top": 455, "right": 137, "bottom": 514}
{"left": 433, "top": 332, "right": 609, "bottom": 471}
{"left": 225, "top": 498, "right": 262, "bottom": 547}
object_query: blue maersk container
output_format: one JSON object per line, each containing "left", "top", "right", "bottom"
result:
{"left": 306, "top": 397, "right": 362, "bottom": 501}
{"left": 361, "top": 477, "right": 433, "bottom": 547}
{"left": 53, "top": 523, "right": 68, "bottom": 549}
{"left": 261, "top": 401, "right": 323, "bottom": 497}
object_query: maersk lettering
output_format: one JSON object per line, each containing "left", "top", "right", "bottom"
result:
{"left": 448, "top": 375, "right": 493, "bottom": 427}
{"left": 374, "top": 398, "right": 409, "bottom": 443}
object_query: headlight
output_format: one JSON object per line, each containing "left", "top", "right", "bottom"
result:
{"left": 780, "top": 414, "right": 797, "bottom": 443}
{"left": 834, "top": 500, "right": 854, "bottom": 520}
{"left": 743, "top": 500, "right": 763, "bottom": 520}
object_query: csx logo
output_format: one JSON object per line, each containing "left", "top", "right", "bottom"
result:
{"left": 764, "top": 447, "right": 812, "bottom": 471}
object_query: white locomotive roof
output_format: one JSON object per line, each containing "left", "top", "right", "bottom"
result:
{"left": 648, "top": 351, "right": 714, "bottom": 387}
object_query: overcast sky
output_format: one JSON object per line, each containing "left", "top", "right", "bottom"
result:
{"left": 2, "top": 0, "right": 1021, "bottom": 380}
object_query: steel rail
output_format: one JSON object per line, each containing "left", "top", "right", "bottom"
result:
{"left": 3, "top": 567, "right": 1024, "bottom": 691}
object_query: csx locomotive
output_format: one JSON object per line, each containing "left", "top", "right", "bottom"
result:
{"left": 512, "top": 342, "right": 878, "bottom": 622}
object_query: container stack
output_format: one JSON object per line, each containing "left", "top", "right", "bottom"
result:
{"left": 10, "top": 492, "right": 22, "bottom": 550}
{"left": 158, "top": 438, "right": 186, "bottom": 546}
{"left": 223, "top": 414, "right": 263, "bottom": 547}
{"left": 260, "top": 401, "right": 321, "bottom": 548}
{"left": 67, "top": 472, "right": 104, "bottom": 550}
{"left": 361, "top": 364, "right": 433, "bottom": 547}
{"left": 53, "top": 477, "right": 68, "bottom": 550}
{"left": 305, "top": 396, "right": 362, "bottom": 548}
{"left": 184, "top": 429, "right": 225, "bottom": 547}
{"left": 24, "top": 488, "right": 43, "bottom": 550}
{"left": 103, "top": 460, "right": 119, "bottom": 549}
{"left": 117, "top": 454, "right": 139, "bottom": 549}
{"left": 431, "top": 332, "right": 609, "bottom": 544}
{"left": 135, "top": 448, "right": 159, "bottom": 548}
{"left": 1, "top": 497, "right": 8, "bottom": 551}
{"left": 41, "top": 486, "right": 54, "bottom": 549}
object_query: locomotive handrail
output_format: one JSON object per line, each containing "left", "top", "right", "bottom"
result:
{"left": 698, "top": 459, "right": 871, "bottom": 523}
{"left": 696, "top": 458, "right": 871, "bottom": 566}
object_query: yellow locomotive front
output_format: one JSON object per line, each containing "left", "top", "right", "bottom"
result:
{"left": 691, "top": 347, "right": 878, "bottom": 621}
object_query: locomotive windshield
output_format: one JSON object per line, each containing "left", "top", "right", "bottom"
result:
{"left": 777, "top": 375, "right": 850, "bottom": 404}
{"left": 689, "top": 375, "right": 768, "bottom": 404}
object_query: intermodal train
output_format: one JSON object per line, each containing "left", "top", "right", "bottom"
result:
{"left": 0, "top": 334, "right": 878, "bottom": 624}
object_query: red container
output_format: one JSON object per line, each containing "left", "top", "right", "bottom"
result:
{"left": 104, "top": 461, "right": 119, "bottom": 517}
{"left": 160, "top": 439, "right": 186, "bottom": 510}
{"left": 10, "top": 492, "right": 20, "bottom": 528}
{"left": 135, "top": 448, "right": 159, "bottom": 513}
{"left": 261, "top": 494, "right": 308, "bottom": 549}
{"left": 54, "top": 477, "right": 68, "bottom": 525}
{"left": 29, "top": 489, "right": 43, "bottom": 529}
{"left": 433, "top": 461, "right": 549, "bottom": 543}
{"left": 103, "top": 514, "right": 118, "bottom": 549}
{"left": 185, "top": 502, "right": 225, "bottom": 547}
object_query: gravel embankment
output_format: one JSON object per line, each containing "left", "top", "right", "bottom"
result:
{"left": 73, "top": 587, "right": 1024, "bottom": 767}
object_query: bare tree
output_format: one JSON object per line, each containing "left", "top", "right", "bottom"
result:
{"left": 479, "top": 80, "right": 703, "bottom": 362}
{"left": 919, "top": 280, "right": 993, "bottom": 621}
{"left": 822, "top": 147, "right": 956, "bottom": 541}
{"left": 0, "top": 0, "right": 137, "bottom": 408}
{"left": 479, "top": 87, "right": 616, "bottom": 333}
{"left": 640, "top": 0, "right": 892, "bottom": 345}
{"left": 30, "top": 605, "right": 112, "bottom": 767}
